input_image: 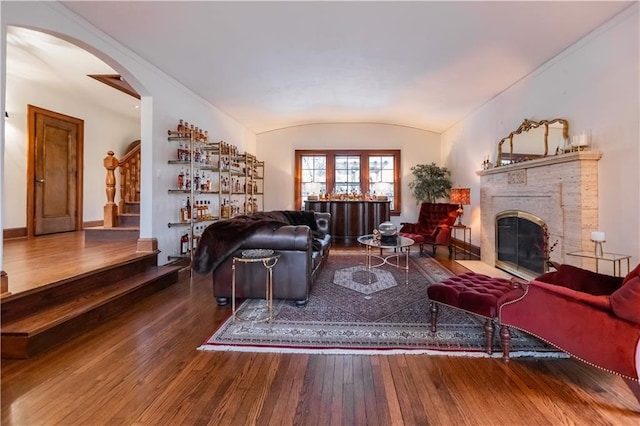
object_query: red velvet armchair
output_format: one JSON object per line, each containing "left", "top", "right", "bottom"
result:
{"left": 499, "top": 263, "right": 640, "bottom": 404}
{"left": 399, "top": 202, "right": 459, "bottom": 256}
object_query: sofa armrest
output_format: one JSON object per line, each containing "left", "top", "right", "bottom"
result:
{"left": 399, "top": 222, "right": 419, "bottom": 234}
{"left": 314, "top": 212, "right": 331, "bottom": 237}
{"left": 433, "top": 224, "right": 453, "bottom": 245}
{"left": 500, "top": 279, "right": 640, "bottom": 380}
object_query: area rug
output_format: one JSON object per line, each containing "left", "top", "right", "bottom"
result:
{"left": 199, "top": 250, "right": 564, "bottom": 358}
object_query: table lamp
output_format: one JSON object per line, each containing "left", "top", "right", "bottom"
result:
{"left": 450, "top": 188, "right": 471, "bottom": 226}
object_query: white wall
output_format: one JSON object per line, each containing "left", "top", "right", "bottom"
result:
{"left": 256, "top": 122, "right": 442, "bottom": 227}
{"left": 1, "top": 1, "right": 255, "bottom": 265}
{"left": 4, "top": 75, "right": 140, "bottom": 228}
{"left": 442, "top": 5, "right": 640, "bottom": 271}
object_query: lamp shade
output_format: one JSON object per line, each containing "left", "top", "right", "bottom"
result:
{"left": 450, "top": 188, "right": 471, "bottom": 205}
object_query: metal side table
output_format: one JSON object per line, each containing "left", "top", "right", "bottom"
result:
{"left": 231, "top": 251, "right": 280, "bottom": 323}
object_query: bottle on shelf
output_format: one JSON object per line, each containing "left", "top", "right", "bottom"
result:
{"left": 177, "top": 119, "right": 185, "bottom": 137}
{"left": 177, "top": 167, "right": 185, "bottom": 190}
{"left": 180, "top": 232, "right": 189, "bottom": 255}
{"left": 180, "top": 198, "right": 188, "bottom": 222}
{"left": 185, "top": 197, "right": 191, "bottom": 220}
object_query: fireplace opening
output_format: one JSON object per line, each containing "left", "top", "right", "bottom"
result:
{"left": 495, "top": 211, "right": 546, "bottom": 279}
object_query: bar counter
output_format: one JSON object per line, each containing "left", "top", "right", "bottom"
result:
{"left": 304, "top": 200, "right": 391, "bottom": 242}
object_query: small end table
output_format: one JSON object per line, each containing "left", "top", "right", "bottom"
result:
{"left": 231, "top": 252, "right": 280, "bottom": 323}
{"left": 567, "top": 250, "right": 631, "bottom": 277}
{"left": 452, "top": 225, "right": 472, "bottom": 260}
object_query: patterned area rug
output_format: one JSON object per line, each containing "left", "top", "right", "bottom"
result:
{"left": 199, "top": 250, "right": 563, "bottom": 357}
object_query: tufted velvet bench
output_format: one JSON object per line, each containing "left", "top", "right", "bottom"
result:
{"left": 427, "top": 272, "right": 522, "bottom": 361}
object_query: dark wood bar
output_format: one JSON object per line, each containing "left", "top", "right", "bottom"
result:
{"left": 304, "top": 200, "right": 390, "bottom": 242}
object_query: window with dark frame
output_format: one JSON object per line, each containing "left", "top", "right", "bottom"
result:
{"left": 295, "top": 149, "right": 402, "bottom": 214}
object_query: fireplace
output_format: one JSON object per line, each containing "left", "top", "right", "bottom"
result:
{"left": 478, "top": 151, "right": 602, "bottom": 275}
{"left": 496, "top": 211, "right": 546, "bottom": 278}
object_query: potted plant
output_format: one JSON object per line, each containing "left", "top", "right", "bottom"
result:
{"left": 408, "top": 163, "right": 452, "bottom": 204}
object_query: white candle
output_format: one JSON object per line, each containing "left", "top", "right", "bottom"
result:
{"left": 591, "top": 231, "right": 605, "bottom": 242}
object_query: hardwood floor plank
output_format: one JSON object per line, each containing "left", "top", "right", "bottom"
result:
{"left": 377, "top": 356, "right": 405, "bottom": 424}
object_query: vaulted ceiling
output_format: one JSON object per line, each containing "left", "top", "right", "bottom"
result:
{"left": 19, "top": 1, "right": 637, "bottom": 134}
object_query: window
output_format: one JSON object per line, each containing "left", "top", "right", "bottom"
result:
{"left": 300, "top": 155, "right": 327, "bottom": 199}
{"left": 295, "top": 150, "right": 401, "bottom": 214}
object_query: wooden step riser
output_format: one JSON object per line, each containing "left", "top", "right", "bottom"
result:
{"left": 123, "top": 203, "right": 140, "bottom": 215}
{"left": 1, "top": 270, "right": 178, "bottom": 359}
{"left": 118, "top": 215, "right": 140, "bottom": 227}
{"left": 1, "top": 254, "right": 158, "bottom": 323}
{"left": 84, "top": 228, "right": 139, "bottom": 242}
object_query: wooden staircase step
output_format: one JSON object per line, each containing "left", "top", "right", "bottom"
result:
{"left": 84, "top": 226, "right": 139, "bottom": 242}
{"left": 118, "top": 213, "right": 140, "bottom": 227}
{"left": 123, "top": 201, "right": 140, "bottom": 215}
{"left": 1, "top": 254, "right": 181, "bottom": 359}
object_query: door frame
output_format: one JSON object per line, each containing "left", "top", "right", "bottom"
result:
{"left": 26, "top": 105, "right": 84, "bottom": 238}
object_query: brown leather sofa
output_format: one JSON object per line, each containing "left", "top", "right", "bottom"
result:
{"left": 211, "top": 212, "right": 331, "bottom": 307}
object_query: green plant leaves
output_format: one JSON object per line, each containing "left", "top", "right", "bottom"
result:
{"left": 408, "top": 163, "right": 452, "bottom": 204}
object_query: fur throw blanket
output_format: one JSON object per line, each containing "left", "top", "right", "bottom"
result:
{"left": 191, "top": 210, "right": 322, "bottom": 274}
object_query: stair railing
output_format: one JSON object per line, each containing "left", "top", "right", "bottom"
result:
{"left": 103, "top": 144, "right": 141, "bottom": 228}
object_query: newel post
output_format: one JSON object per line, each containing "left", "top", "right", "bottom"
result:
{"left": 104, "top": 151, "right": 119, "bottom": 228}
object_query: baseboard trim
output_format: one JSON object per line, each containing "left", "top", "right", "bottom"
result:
{"left": 4, "top": 222, "right": 105, "bottom": 240}
{"left": 452, "top": 237, "right": 480, "bottom": 258}
{"left": 3, "top": 228, "right": 27, "bottom": 240}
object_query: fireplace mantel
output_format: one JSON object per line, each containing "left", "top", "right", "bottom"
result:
{"left": 478, "top": 151, "right": 602, "bottom": 276}
{"left": 477, "top": 151, "right": 603, "bottom": 177}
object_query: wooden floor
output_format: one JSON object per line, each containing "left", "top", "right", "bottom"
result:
{"left": 2, "top": 232, "right": 142, "bottom": 295}
{"left": 1, "top": 238, "right": 639, "bottom": 425}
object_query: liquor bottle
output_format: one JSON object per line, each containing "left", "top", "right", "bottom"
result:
{"left": 192, "top": 199, "right": 198, "bottom": 221}
{"left": 177, "top": 119, "right": 184, "bottom": 137}
{"left": 192, "top": 232, "right": 199, "bottom": 251}
{"left": 180, "top": 198, "right": 188, "bottom": 222}
{"left": 185, "top": 169, "right": 191, "bottom": 190}
{"left": 185, "top": 197, "right": 191, "bottom": 220}
{"left": 180, "top": 232, "right": 189, "bottom": 255}
{"left": 177, "top": 167, "right": 184, "bottom": 190}
{"left": 193, "top": 169, "right": 200, "bottom": 191}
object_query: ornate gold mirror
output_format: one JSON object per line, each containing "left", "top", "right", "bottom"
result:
{"left": 497, "top": 118, "right": 569, "bottom": 166}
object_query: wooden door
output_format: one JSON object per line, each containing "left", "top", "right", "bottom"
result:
{"left": 27, "top": 106, "right": 84, "bottom": 237}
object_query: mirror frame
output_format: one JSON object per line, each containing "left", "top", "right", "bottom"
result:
{"left": 497, "top": 118, "right": 569, "bottom": 166}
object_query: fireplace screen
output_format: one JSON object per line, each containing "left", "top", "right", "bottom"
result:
{"left": 496, "top": 211, "right": 546, "bottom": 278}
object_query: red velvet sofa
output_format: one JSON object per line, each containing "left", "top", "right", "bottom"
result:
{"left": 399, "top": 202, "right": 459, "bottom": 256}
{"left": 499, "top": 263, "right": 640, "bottom": 403}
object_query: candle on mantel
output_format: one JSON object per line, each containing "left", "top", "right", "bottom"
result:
{"left": 591, "top": 231, "right": 606, "bottom": 242}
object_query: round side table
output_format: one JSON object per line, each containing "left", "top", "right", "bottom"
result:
{"left": 231, "top": 252, "right": 280, "bottom": 323}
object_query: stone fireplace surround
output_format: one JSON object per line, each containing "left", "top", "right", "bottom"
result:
{"left": 477, "top": 151, "right": 602, "bottom": 277}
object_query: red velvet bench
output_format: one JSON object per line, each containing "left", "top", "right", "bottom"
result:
{"left": 427, "top": 272, "right": 522, "bottom": 361}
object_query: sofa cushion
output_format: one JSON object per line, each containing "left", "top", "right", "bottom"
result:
{"left": 539, "top": 264, "right": 623, "bottom": 295}
{"left": 428, "top": 272, "right": 513, "bottom": 318}
{"left": 610, "top": 275, "right": 640, "bottom": 325}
